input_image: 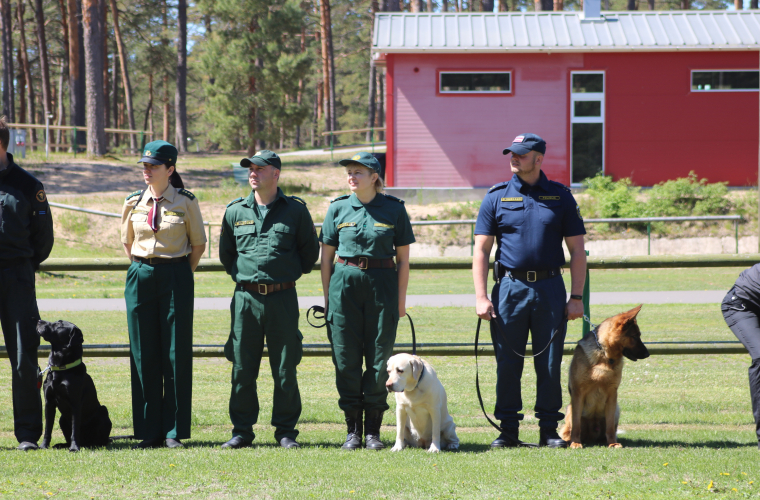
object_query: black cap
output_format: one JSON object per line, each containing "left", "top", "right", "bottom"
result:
{"left": 138, "top": 140, "right": 178, "bottom": 166}
{"left": 241, "top": 150, "right": 282, "bottom": 170}
{"left": 338, "top": 151, "right": 381, "bottom": 173}
{"left": 502, "top": 133, "right": 546, "bottom": 156}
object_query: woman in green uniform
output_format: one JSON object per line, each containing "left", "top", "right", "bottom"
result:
{"left": 120, "top": 140, "right": 207, "bottom": 449}
{"left": 320, "top": 152, "right": 415, "bottom": 450}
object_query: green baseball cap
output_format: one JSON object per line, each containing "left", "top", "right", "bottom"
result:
{"left": 241, "top": 150, "right": 281, "bottom": 170}
{"left": 339, "top": 151, "right": 381, "bottom": 173}
{"left": 138, "top": 140, "right": 178, "bottom": 166}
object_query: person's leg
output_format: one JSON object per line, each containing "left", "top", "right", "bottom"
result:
{"left": 226, "top": 287, "right": 265, "bottom": 444}
{"left": 262, "top": 288, "right": 303, "bottom": 443}
{"left": 125, "top": 262, "right": 163, "bottom": 441}
{"left": 530, "top": 276, "right": 568, "bottom": 446}
{"left": 0, "top": 261, "right": 42, "bottom": 445}
{"left": 157, "top": 261, "right": 194, "bottom": 440}
{"left": 491, "top": 277, "right": 531, "bottom": 436}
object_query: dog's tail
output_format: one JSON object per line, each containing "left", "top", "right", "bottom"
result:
{"left": 109, "top": 435, "right": 135, "bottom": 441}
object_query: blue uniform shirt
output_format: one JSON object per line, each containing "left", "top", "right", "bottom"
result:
{"left": 475, "top": 171, "right": 585, "bottom": 270}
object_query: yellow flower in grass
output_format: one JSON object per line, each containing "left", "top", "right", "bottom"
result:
{"left": 733, "top": 488, "right": 738, "bottom": 492}
{"left": 721, "top": 473, "right": 730, "bottom": 476}
{"left": 681, "top": 481, "right": 688, "bottom": 485}
{"left": 708, "top": 481, "right": 714, "bottom": 490}
{"left": 663, "top": 463, "right": 668, "bottom": 466}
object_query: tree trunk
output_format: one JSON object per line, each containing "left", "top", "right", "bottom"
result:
{"left": 442, "top": 0, "right": 448, "bottom": 11}
{"left": 627, "top": 0, "right": 637, "bottom": 9}
{"left": 101, "top": 0, "right": 108, "bottom": 129}
{"left": 680, "top": 0, "right": 690, "bottom": 8}
{"left": 554, "top": 0, "right": 564, "bottom": 10}
{"left": 142, "top": 73, "right": 153, "bottom": 151}
{"left": 83, "top": 0, "right": 106, "bottom": 155}
{"left": 735, "top": 0, "right": 743, "bottom": 9}
{"left": 534, "top": 0, "right": 553, "bottom": 10}
{"left": 246, "top": 18, "right": 258, "bottom": 157}
{"left": 752, "top": 0, "right": 758, "bottom": 9}
{"left": 109, "top": 0, "right": 136, "bottom": 151}
{"left": 326, "top": 1, "right": 336, "bottom": 135}
{"left": 320, "top": 0, "right": 332, "bottom": 144}
{"left": 162, "top": 1, "right": 169, "bottom": 142}
{"left": 17, "top": 27, "right": 27, "bottom": 125}
{"left": 0, "top": 0, "right": 15, "bottom": 122}
{"left": 111, "top": 47, "right": 119, "bottom": 147}
{"left": 410, "top": 0, "right": 422, "bottom": 11}
{"left": 366, "top": 0, "right": 377, "bottom": 143}
{"left": 481, "top": 0, "right": 494, "bottom": 10}
{"left": 33, "top": 0, "right": 52, "bottom": 125}
{"left": 56, "top": 60, "right": 66, "bottom": 151}
{"left": 18, "top": 0, "right": 37, "bottom": 147}
{"left": 377, "top": 68, "right": 384, "bottom": 142}
{"left": 175, "top": 0, "right": 187, "bottom": 152}
{"left": 295, "top": 28, "right": 305, "bottom": 148}
{"left": 67, "top": 0, "right": 86, "bottom": 152}
{"left": 647, "top": 0, "right": 654, "bottom": 9}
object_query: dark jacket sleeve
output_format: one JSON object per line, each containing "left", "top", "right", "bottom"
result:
{"left": 29, "top": 181, "right": 54, "bottom": 268}
{"left": 218, "top": 209, "right": 237, "bottom": 276}
{"left": 297, "top": 206, "right": 320, "bottom": 274}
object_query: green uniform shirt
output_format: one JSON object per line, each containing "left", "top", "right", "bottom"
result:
{"left": 219, "top": 188, "right": 319, "bottom": 284}
{"left": 320, "top": 193, "right": 415, "bottom": 258}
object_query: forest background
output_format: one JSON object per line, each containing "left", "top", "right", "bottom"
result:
{"left": 0, "top": 0, "right": 743, "bottom": 160}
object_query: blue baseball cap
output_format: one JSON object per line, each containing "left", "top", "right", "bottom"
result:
{"left": 503, "top": 133, "right": 546, "bottom": 155}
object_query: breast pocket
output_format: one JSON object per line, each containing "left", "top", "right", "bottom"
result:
{"left": 130, "top": 214, "right": 151, "bottom": 240}
{"left": 498, "top": 204, "right": 525, "bottom": 227}
{"left": 338, "top": 225, "right": 358, "bottom": 255}
{"left": 273, "top": 223, "right": 296, "bottom": 251}
{"left": 160, "top": 215, "right": 186, "bottom": 239}
{"left": 234, "top": 224, "right": 257, "bottom": 252}
{"left": 538, "top": 200, "right": 562, "bottom": 226}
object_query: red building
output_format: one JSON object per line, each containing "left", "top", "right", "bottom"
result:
{"left": 372, "top": 10, "right": 760, "bottom": 188}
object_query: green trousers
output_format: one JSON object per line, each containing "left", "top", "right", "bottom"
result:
{"left": 0, "top": 259, "right": 42, "bottom": 443}
{"left": 225, "top": 286, "right": 303, "bottom": 443}
{"left": 125, "top": 260, "right": 194, "bottom": 440}
{"left": 326, "top": 264, "right": 398, "bottom": 413}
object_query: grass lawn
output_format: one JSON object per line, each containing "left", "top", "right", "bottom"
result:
{"left": 0, "top": 351, "right": 757, "bottom": 498}
{"left": 33, "top": 266, "right": 746, "bottom": 299}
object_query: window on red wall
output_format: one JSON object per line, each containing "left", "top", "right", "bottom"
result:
{"left": 691, "top": 70, "right": 759, "bottom": 92}
{"left": 570, "top": 72, "right": 605, "bottom": 185}
{"left": 439, "top": 71, "right": 512, "bottom": 94}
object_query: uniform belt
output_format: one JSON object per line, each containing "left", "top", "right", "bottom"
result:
{"left": 132, "top": 256, "right": 188, "bottom": 265}
{"left": 336, "top": 256, "right": 395, "bottom": 270}
{"left": 239, "top": 281, "right": 296, "bottom": 295}
{"left": 498, "top": 266, "right": 561, "bottom": 282}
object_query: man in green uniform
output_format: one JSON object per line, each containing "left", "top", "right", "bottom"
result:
{"left": 0, "top": 117, "right": 54, "bottom": 451}
{"left": 219, "top": 150, "right": 319, "bottom": 449}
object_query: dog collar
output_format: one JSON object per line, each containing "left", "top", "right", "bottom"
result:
{"left": 415, "top": 364, "right": 425, "bottom": 387}
{"left": 50, "top": 358, "right": 82, "bottom": 371}
{"left": 590, "top": 328, "right": 603, "bottom": 351}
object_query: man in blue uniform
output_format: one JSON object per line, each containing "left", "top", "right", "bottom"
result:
{"left": 473, "top": 133, "right": 586, "bottom": 449}
{"left": 0, "top": 117, "right": 54, "bottom": 450}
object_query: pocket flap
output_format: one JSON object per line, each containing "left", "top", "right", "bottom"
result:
{"left": 234, "top": 224, "right": 257, "bottom": 235}
{"left": 163, "top": 215, "right": 185, "bottom": 224}
{"left": 130, "top": 214, "right": 148, "bottom": 222}
{"left": 274, "top": 223, "right": 295, "bottom": 234}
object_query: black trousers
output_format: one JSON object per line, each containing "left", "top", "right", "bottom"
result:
{"left": 722, "top": 286, "right": 760, "bottom": 443}
{"left": 0, "top": 260, "right": 42, "bottom": 443}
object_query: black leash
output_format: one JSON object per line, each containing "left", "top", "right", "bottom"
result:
{"left": 307, "top": 305, "right": 417, "bottom": 355}
{"left": 474, "top": 315, "right": 566, "bottom": 447}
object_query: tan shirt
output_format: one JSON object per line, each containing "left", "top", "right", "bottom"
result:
{"left": 120, "top": 185, "right": 207, "bottom": 258}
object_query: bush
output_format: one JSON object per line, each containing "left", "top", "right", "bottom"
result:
{"left": 582, "top": 174, "right": 643, "bottom": 219}
{"left": 644, "top": 172, "right": 731, "bottom": 217}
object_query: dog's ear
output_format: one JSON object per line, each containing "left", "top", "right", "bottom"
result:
{"left": 411, "top": 357, "right": 423, "bottom": 382}
{"left": 68, "top": 327, "right": 84, "bottom": 347}
{"left": 620, "top": 304, "right": 642, "bottom": 323}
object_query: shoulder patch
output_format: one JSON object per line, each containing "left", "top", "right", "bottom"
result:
{"left": 549, "top": 180, "right": 571, "bottom": 192}
{"left": 488, "top": 181, "right": 509, "bottom": 193}
{"left": 226, "top": 197, "right": 244, "bottom": 208}
{"left": 290, "top": 196, "right": 307, "bottom": 205}
{"left": 178, "top": 188, "right": 196, "bottom": 200}
{"left": 331, "top": 194, "right": 350, "bottom": 203}
{"left": 383, "top": 194, "right": 404, "bottom": 204}
{"left": 126, "top": 190, "right": 142, "bottom": 201}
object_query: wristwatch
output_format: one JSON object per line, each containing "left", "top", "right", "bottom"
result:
{"left": 570, "top": 294, "right": 583, "bottom": 301}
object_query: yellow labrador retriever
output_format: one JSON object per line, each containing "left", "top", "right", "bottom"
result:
{"left": 385, "top": 353, "right": 459, "bottom": 452}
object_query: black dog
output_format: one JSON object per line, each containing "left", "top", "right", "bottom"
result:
{"left": 37, "top": 319, "right": 112, "bottom": 452}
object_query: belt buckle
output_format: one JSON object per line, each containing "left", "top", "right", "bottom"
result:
{"left": 527, "top": 271, "right": 537, "bottom": 282}
{"left": 258, "top": 283, "right": 268, "bottom": 295}
{"left": 358, "top": 257, "right": 369, "bottom": 270}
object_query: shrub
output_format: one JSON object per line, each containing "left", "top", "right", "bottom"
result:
{"left": 582, "top": 174, "right": 644, "bottom": 219}
{"left": 644, "top": 171, "right": 731, "bottom": 217}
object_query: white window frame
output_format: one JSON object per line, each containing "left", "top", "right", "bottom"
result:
{"left": 690, "top": 70, "right": 759, "bottom": 93}
{"left": 570, "top": 71, "right": 605, "bottom": 186}
{"left": 438, "top": 71, "right": 512, "bottom": 94}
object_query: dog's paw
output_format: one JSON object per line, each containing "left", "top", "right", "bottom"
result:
{"left": 445, "top": 443, "right": 459, "bottom": 452}
{"left": 68, "top": 444, "right": 80, "bottom": 453}
{"left": 427, "top": 444, "right": 441, "bottom": 453}
{"left": 608, "top": 442, "right": 623, "bottom": 449}
{"left": 39, "top": 440, "right": 49, "bottom": 450}
{"left": 569, "top": 442, "right": 583, "bottom": 449}
{"left": 390, "top": 443, "right": 405, "bottom": 452}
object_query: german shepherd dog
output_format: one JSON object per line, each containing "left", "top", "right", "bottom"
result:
{"left": 559, "top": 305, "right": 649, "bottom": 449}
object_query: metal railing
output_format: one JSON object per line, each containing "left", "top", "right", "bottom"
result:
{"left": 320, "top": 127, "right": 386, "bottom": 159}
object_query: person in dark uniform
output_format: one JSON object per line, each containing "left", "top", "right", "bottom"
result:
{"left": 218, "top": 150, "right": 319, "bottom": 450}
{"left": 320, "top": 151, "right": 415, "bottom": 450}
{"left": 473, "top": 133, "right": 586, "bottom": 449}
{"left": 120, "top": 140, "right": 207, "bottom": 449}
{"left": 722, "top": 264, "right": 760, "bottom": 449}
{"left": 0, "top": 116, "right": 54, "bottom": 451}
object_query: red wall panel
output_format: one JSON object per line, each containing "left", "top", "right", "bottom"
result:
{"left": 585, "top": 51, "right": 759, "bottom": 187}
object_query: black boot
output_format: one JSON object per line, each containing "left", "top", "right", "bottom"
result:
{"left": 539, "top": 428, "right": 568, "bottom": 449}
{"left": 364, "top": 410, "right": 385, "bottom": 450}
{"left": 342, "top": 410, "right": 362, "bottom": 451}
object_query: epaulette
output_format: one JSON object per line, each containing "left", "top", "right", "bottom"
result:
{"left": 331, "top": 194, "right": 350, "bottom": 203}
{"left": 126, "top": 190, "right": 142, "bottom": 200}
{"left": 383, "top": 193, "right": 404, "bottom": 204}
{"left": 290, "top": 196, "right": 306, "bottom": 205}
{"left": 226, "top": 197, "right": 244, "bottom": 208}
{"left": 488, "top": 181, "right": 509, "bottom": 193}
{"left": 178, "top": 188, "right": 196, "bottom": 200}
{"left": 549, "top": 180, "right": 571, "bottom": 192}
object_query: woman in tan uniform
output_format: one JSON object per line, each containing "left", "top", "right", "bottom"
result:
{"left": 120, "top": 140, "right": 206, "bottom": 449}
